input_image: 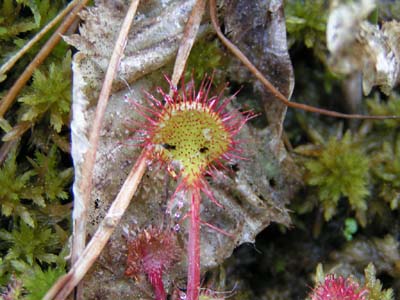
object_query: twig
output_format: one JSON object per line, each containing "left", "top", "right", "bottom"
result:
{"left": 170, "top": 0, "right": 207, "bottom": 88}
{"left": 0, "top": 0, "right": 90, "bottom": 119}
{"left": 0, "top": 0, "right": 79, "bottom": 80}
{"left": 209, "top": 0, "right": 399, "bottom": 120}
{"left": 2, "top": 121, "right": 31, "bottom": 142}
{"left": 0, "top": 140, "right": 18, "bottom": 165}
{"left": 70, "top": 0, "right": 140, "bottom": 298}
{"left": 43, "top": 149, "right": 148, "bottom": 300}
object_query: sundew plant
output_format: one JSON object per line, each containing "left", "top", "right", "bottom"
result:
{"left": 130, "top": 76, "right": 254, "bottom": 300}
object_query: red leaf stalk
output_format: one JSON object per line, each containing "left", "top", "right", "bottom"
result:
{"left": 187, "top": 190, "right": 201, "bottom": 300}
{"left": 148, "top": 270, "right": 167, "bottom": 300}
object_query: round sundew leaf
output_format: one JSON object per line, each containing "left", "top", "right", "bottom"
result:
{"left": 151, "top": 104, "right": 231, "bottom": 185}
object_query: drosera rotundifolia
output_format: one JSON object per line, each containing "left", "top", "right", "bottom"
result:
{"left": 125, "top": 225, "right": 182, "bottom": 300}
{"left": 128, "top": 75, "right": 255, "bottom": 300}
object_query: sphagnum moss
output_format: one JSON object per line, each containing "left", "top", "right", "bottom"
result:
{"left": 305, "top": 131, "right": 370, "bottom": 224}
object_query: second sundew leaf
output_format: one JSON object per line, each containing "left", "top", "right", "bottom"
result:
{"left": 18, "top": 51, "right": 71, "bottom": 132}
{"left": 305, "top": 131, "right": 370, "bottom": 224}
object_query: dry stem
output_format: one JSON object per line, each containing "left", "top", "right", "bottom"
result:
{"left": 170, "top": 0, "right": 207, "bottom": 88}
{"left": 71, "top": 0, "right": 139, "bottom": 272}
{"left": 0, "top": 0, "right": 79, "bottom": 80}
{"left": 209, "top": 0, "right": 399, "bottom": 120}
{"left": 44, "top": 149, "right": 148, "bottom": 300}
{"left": 70, "top": 1, "right": 140, "bottom": 298}
{"left": 0, "top": 0, "right": 90, "bottom": 119}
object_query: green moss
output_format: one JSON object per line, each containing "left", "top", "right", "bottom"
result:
{"left": 0, "top": 145, "right": 72, "bottom": 229}
{"left": 0, "top": 2, "right": 72, "bottom": 294}
{"left": 0, "top": 221, "right": 60, "bottom": 266}
{"left": 185, "top": 39, "right": 226, "bottom": 83}
{"left": 367, "top": 93, "right": 400, "bottom": 128}
{"left": 285, "top": 0, "right": 328, "bottom": 61}
{"left": 371, "top": 137, "right": 400, "bottom": 210}
{"left": 230, "top": 291, "right": 251, "bottom": 300}
{"left": 0, "top": 0, "right": 66, "bottom": 73}
{"left": 0, "top": 1, "right": 36, "bottom": 42}
{"left": 18, "top": 51, "right": 72, "bottom": 132}
{"left": 0, "top": 221, "right": 64, "bottom": 290}
{"left": 27, "top": 145, "right": 73, "bottom": 203}
{"left": 364, "top": 263, "right": 394, "bottom": 300}
{"left": 305, "top": 131, "right": 370, "bottom": 224}
{"left": 0, "top": 275, "right": 23, "bottom": 299}
{"left": 22, "top": 264, "right": 65, "bottom": 300}
{"left": 0, "top": 151, "right": 41, "bottom": 227}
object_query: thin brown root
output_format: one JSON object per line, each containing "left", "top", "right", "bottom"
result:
{"left": 209, "top": 0, "right": 399, "bottom": 120}
{"left": 44, "top": 149, "right": 148, "bottom": 300}
{"left": 0, "top": 0, "right": 90, "bottom": 119}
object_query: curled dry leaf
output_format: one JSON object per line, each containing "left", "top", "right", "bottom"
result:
{"left": 68, "top": 0, "right": 301, "bottom": 298}
{"left": 223, "top": 0, "right": 294, "bottom": 150}
{"left": 65, "top": 0, "right": 198, "bottom": 94}
{"left": 327, "top": 0, "right": 400, "bottom": 95}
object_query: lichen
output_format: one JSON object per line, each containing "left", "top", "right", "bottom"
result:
{"left": 343, "top": 218, "right": 358, "bottom": 241}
